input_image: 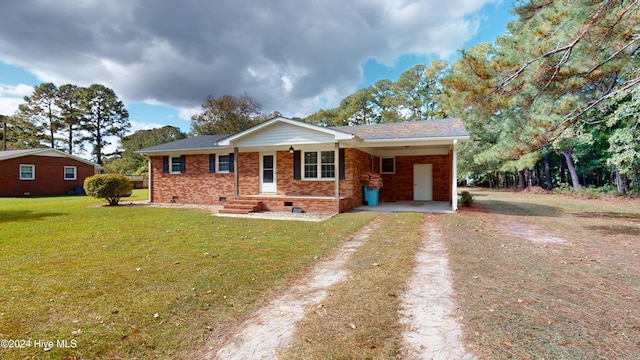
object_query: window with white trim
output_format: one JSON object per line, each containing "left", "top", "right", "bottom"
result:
{"left": 170, "top": 156, "right": 182, "bottom": 174}
{"left": 381, "top": 157, "right": 395, "bottom": 174}
{"left": 64, "top": 166, "right": 77, "bottom": 180}
{"left": 20, "top": 164, "right": 35, "bottom": 180}
{"left": 218, "top": 154, "right": 230, "bottom": 173}
{"left": 303, "top": 151, "right": 335, "bottom": 179}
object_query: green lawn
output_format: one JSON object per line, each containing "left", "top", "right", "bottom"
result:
{"left": 0, "top": 191, "right": 377, "bottom": 359}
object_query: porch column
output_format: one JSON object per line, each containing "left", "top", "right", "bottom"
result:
{"left": 334, "top": 142, "right": 340, "bottom": 201}
{"left": 452, "top": 139, "right": 458, "bottom": 211}
{"left": 234, "top": 147, "right": 239, "bottom": 198}
{"left": 146, "top": 155, "right": 152, "bottom": 202}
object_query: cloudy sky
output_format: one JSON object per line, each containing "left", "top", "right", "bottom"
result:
{"left": 0, "top": 0, "right": 514, "bottom": 133}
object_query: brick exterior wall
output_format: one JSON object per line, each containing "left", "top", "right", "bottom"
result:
{"left": 379, "top": 154, "right": 451, "bottom": 202}
{"left": 150, "top": 155, "right": 234, "bottom": 204}
{"left": 148, "top": 149, "right": 452, "bottom": 211}
{"left": 0, "top": 155, "right": 95, "bottom": 197}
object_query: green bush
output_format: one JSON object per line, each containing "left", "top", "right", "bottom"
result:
{"left": 460, "top": 190, "right": 474, "bottom": 207}
{"left": 84, "top": 174, "right": 133, "bottom": 205}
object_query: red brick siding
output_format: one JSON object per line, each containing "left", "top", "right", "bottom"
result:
{"left": 150, "top": 155, "right": 234, "bottom": 204}
{"left": 380, "top": 154, "right": 451, "bottom": 202}
{"left": 342, "top": 148, "right": 373, "bottom": 210}
{"left": 0, "top": 155, "right": 95, "bottom": 197}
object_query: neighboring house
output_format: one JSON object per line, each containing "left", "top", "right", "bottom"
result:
{"left": 136, "top": 117, "right": 469, "bottom": 213}
{"left": 0, "top": 148, "right": 102, "bottom": 197}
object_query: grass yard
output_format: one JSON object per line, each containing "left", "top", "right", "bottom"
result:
{"left": 0, "top": 191, "right": 377, "bottom": 359}
{"left": 2, "top": 189, "right": 639, "bottom": 359}
{"left": 440, "top": 188, "right": 640, "bottom": 359}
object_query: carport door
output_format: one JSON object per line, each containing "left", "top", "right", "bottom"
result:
{"left": 413, "top": 164, "right": 433, "bottom": 201}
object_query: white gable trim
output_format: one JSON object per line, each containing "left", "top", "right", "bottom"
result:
{"left": 217, "top": 117, "right": 355, "bottom": 146}
{"left": 0, "top": 148, "right": 102, "bottom": 168}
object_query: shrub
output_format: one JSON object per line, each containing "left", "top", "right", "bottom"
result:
{"left": 460, "top": 190, "right": 474, "bottom": 207}
{"left": 84, "top": 174, "right": 133, "bottom": 206}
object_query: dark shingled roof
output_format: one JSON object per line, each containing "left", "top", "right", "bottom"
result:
{"left": 331, "top": 118, "right": 467, "bottom": 140}
{"left": 137, "top": 135, "right": 229, "bottom": 152}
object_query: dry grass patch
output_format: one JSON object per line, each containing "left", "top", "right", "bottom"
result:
{"left": 439, "top": 188, "right": 640, "bottom": 359}
{"left": 279, "top": 213, "right": 424, "bottom": 359}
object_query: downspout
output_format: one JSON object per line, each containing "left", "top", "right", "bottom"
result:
{"left": 234, "top": 146, "right": 239, "bottom": 198}
{"left": 452, "top": 139, "right": 458, "bottom": 211}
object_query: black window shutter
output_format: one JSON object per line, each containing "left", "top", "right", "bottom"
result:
{"left": 229, "top": 153, "right": 235, "bottom": 173}
{"left": 293, "top": 150, "right": 301, "bottom": 180}
{"left": 209, "top": 154, "right": 216, "bottom": 173}
{"left": 180, "top": 155, "right": 186, "bottom": 173}
{"left": 339, "top": 148, "right": 345, "bottom": 180}
{"left": 163, "top": 156, "right": 169, "bottom": 173}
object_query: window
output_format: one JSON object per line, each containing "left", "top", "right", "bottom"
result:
{"left": 170, "top": 156, "right": 182, "bottom": 174}
{"left": 218, "top": 154, "right": 230, "bottom": 173}
{"left": 381, "top": 157, "right": 395, "bottom": 174}
{"left": 64, "top": 166, "right": 77, "bottom": 180}
{"left": 303, "top": 151, "right": 335, "bottom": 179}
{"left": 20, "top": 164, "right": 35, "bottom": 180}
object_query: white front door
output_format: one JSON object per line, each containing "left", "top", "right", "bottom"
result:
{"left": 260, "top": 153, "right": 276, "bottom": 193}
{"left": 413, "top": 164, "right": 433, "bottom": 201}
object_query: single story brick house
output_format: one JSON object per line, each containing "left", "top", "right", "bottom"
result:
{"left": 0, "top": 148, "right": 102, "bottom": 197}
{"left": 136, "top": 117, "right": 469, "bottom": 213}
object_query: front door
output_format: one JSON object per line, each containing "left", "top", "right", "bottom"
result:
{"left": 260, "top": 153, "right": 276, "bottom": 193}
{"left": 413, "top": 164, "right": 433, "bottom": 201}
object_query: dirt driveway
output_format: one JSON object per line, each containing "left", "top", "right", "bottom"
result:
{"left": 195, "top": 214, "right": 474, "bottom": 359}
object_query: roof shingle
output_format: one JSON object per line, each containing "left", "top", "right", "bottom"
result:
{"left": 331, "top": 118, "right": 467, "bottom": 140}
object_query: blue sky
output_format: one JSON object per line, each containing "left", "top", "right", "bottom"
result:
{"left": 0, "top": 0, "right": 515, "bottom": 135}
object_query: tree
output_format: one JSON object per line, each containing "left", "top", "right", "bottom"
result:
{"left": 106, "top": 126, "right": 187, "bottom": 174}
{"left": 444, "top": 0, "right": 639, "bottom": 192}
{"left": 17, "top": 82, "right": 61, "bottom": 148}
{"left": 81, "top": 84, "right": 130, "bottom": 165}
{"left": 191, "top": 94, "right": 264, "bottom": 135}
{"left": 56, "top": 84, "right": 86, "bottom": 155}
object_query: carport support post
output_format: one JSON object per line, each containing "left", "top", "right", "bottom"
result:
{"left": 234, "top": 147, "right": 239, "bottom": 198}
{"left": 452, "top": 139, "right": 458, "bottom": 211}
{"left": 334, "top": 142, "right": 340, "bottom": 206}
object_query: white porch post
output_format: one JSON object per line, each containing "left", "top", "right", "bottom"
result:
{"left": 234, "top": 147, "right": 239, "bottom": 198}
{"left": 334, "top": 142, "right": 340, "bottom": 209}
{"left": 452, "top": 139, "right": 458, "bottom": 211}
{"left": 146, "top": 155, "right": 152, "bottom": 202}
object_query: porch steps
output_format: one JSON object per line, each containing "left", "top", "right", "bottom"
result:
{"left": 219, "top": 199, "right": 264, "bottom": 214}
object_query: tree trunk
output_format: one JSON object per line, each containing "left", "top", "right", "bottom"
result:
{"left": 504, "top": 171, "right": 509, "bottom": 189}
{"left": 559, "top": 158, "right": 566, "bottom": 184}
{"left": 561, "top": 147, "right": 580, "bottom": 191}
{"left": 535, "top": 163, "right": 542, "bottom": 187}
{"left": 615, "top": 171, "right": 628, "bottom": 195}
{"left": 68, "top": 124, "right": 73, "bottom": 155}
{"left": 544, "top": 153, "right": 553, "bottom": 190}
{"left": 518, "top": 170, "right": 526, "bottom": 189}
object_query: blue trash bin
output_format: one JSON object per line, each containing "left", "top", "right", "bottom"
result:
{"left": 364, "top": 187, "right": 379, "bottom": 206}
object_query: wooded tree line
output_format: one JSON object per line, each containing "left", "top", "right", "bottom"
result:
{"left": 302, "top": 0, "right": 639, "bottom": 195}
{"left": 1, "top": 82, "right": 129, "bottom": 165}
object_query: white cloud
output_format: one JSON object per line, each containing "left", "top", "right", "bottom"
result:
{"left": 0, "top": 0, "right": 500, "bottom": 116}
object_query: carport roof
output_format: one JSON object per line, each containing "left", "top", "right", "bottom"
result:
{"left": 331, "top": 118, "right": 468, "bottom": 140}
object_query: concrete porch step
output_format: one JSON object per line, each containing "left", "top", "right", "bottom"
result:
{"left": 220, "top": 200, "right": 263, "bottom": 214}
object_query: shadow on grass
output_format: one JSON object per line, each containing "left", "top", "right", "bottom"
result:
{"left": 584, "top": 225, "right": 640, "bottom": 236}
{"left": 475, "top": 200, "right": 564, "bottom": 217}
{"left": 0, "top": 210, "right": 65, "bottom": 223}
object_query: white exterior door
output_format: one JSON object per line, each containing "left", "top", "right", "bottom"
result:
{"left": 260, "top": 153, "right": 276, "bottom": 193}
{"left": 413, "top": 164, "right": 433, "bottom": 201}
